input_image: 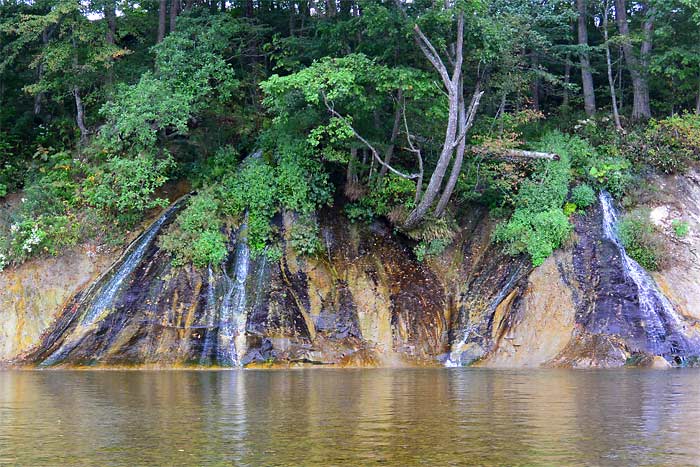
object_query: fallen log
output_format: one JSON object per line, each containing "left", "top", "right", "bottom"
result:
{"left": 469, "top": 146, "right": 560, "bottom": 161}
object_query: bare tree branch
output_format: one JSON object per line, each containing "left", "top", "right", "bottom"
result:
{"left": 402, "top": 99, "right": 424, "bottom": 203}
{"left": 452, "top": 90, "right": 484, "bottom": 149}
{"left": 321, "top": 91, "right": 420, "bottom": 180}
{"left": 414, "top": 25, "right": 453, "bottom": 91}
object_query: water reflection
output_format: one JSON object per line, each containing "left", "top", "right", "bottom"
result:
{"left": 1, "top": 369, "right": 699, "bottom": 466}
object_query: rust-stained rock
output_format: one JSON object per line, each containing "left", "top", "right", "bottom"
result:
{"left": 477, "top": 250, "right": 577, "bottom": 368}
{"left": 0, "top": 246, "right": 115, "bottom": 361}
{"left": 4, "top": 170, "right": 700, "bottom": 368}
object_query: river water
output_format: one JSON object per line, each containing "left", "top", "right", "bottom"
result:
{"left": 1, "top": 369, "right": 699, "bottom": 466}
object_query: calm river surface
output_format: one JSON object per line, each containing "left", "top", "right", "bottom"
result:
{"left": 1, "top": 368, "right": 699, "bottom": 466}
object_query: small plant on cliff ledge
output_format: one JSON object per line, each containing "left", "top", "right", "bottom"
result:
{"left": 618, "top": 209, "right": 666, "bottom": 271}
{"left": 672, "top": 219, "right": 690, "bottom": 238}
{"left": 289, "top": 215, "right": 323, "bottom": 257}
{"left": 414, "top": 238, "right": 451, "bottom": 262}
{"left": 570, "top": 184, "right": 596, "bottom": 209}
{"left": 160, "top": 192, "right": 228, "bottom": 268}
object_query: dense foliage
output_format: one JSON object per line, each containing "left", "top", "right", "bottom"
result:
{"left": 1, "top": 0, "right": 699, "bottom": 271}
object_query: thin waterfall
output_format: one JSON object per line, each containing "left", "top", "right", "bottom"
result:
{"left": 81, "top": 202, "right": 182, "bottom": 326}
{"left": 41, "top": 200, "right": 183, "bottom": 366}
{"left": 216, "top": 231, "right": 251, "bottom": 366}
{"left": 199, "top": 265, "right": 218, "bottom": 364}
{"left": 599, "top": 191, "right": 690, "bottom": 358}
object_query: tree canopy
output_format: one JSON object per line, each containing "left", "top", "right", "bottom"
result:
{"left": 1, "top": 0, "right": 699, "bottom": 269}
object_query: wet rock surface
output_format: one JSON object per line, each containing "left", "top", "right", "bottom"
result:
{"left": 4, "top": 174, "right": 700, "bottom": 368}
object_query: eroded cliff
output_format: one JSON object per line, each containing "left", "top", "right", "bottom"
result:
{"left": 3, "top": 171, "right": 700, "bottom": 368}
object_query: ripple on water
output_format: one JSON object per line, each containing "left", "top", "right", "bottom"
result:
{"left": 0, "top": 369, "right": 699, "bottom": 466}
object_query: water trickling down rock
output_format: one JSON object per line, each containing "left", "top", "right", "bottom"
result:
{"left": 5, "top": 173, "right": 700, "bottom": 368}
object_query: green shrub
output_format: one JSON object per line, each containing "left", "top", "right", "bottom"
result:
{"left": 82, "top": 154, "right": 174, "bottom": 224}
{"left": 0, "top": 183, "right": 6, "bottom": 198}
{"left": 414, "top": 238, "right": 451, "bottom": 262}
{"left": 345, "top": 173, "right": 416, "bottom": 223}
{"left": 160, "top": 192, "right": 228, "bottom": 268}
{"left": 563, "top": 202, "right": 577, "bottom": 216}
{"left": 672, "top": 219, "right": 690, "bottom": 238}
{"left": 289, "top": 215, "right": 323, "bottom": 256}
{"left": 618, "top": 209, "right": 665, "bottom": 271}
{"left": 220, "top": 159, "right": 278, "bottom": 255}
{"left": 275, "top": 146, "right": 333, "bottom": 214}
{"left": 22, "top": 170, "right": 79, "bottom": 217}
{"left": 625, "top": 114, "right": 700, "bottom": 174}
{"left": 494, "top": 208, "right": 572, "bottom": 267}
{"left": 570, "top": 184, "right": 596, "bottom": 209}
{"left": 6, "top": 215, "right": 80, "bottom": 262}
{"left": 190, "top": 230, "right": 228, "bottom": 268}
{"left": 191, "top": 145, "right": 239, "bottom": 188}
{"left": 588, "top": 157, "right": 631, "bottom": 198}
{"left": 493, "top": 131, "right": 575, "bottom": 266}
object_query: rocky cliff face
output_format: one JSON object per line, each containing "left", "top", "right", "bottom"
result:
{"left": 4, "top": 173, "right": 700, "bottom": 368}
{"left": 0, "top": 246, "right": 115, "bottom": 362}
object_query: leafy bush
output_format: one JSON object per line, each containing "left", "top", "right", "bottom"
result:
{"left": 345, "top": 174, "right": 416, "bottom": 223}
{"left": 160, "top": 192, "right": 228, "bottom": 268}
{"left": 570, "top": 184, "right": 596, "bottom": 209}
{"left": 289, "top": 215, "right": 323, "bottom": 256}
{"left": 275, "top": 145, "right": 333, "bottom": 214}
{"left": 220, "top": 159, "right": 278, "bottom": 254}
{"left": 82, "top": 154, "right": 174, "bottom": 225}
{"left": 191, "top": 145, "right": 239, "bottom": 188}
{"left": 414, "top": 238, "right": 451, "bottom": 262}
{"left": 563, "top": 202, "right": 577, "bottom": 216}
{"left": 5, "top": 215, "right": 80, "bottom": 263}
{"left": 625, "top": 114, "right": 700, "bottom": 174}
{"left": 672, "top": 219, "right": 690, "bottom": 238}
{"left": 190, "top": 230, "right": 228, "bottom": 268}
{"left": 494, "top": 132, "right": 575, "bottom": 266}
{"left": 494, "top": 208, "right": 572, "bottom": 266}
{"left": 618, "top": 209, "right": 665, "bottom": 271}
{"left": 588, "top": 157, "right": 631, "bottom": 198}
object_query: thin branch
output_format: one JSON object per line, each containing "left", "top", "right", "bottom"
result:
{"left": 452, "top": 90, "right": 484, "bottom": 149}
{"left": 414, "top": 24, "right": 452, "bottom": 90}
{"left": 402, "top": 99, "right": 424, "bottom": 203}
{"left": 450, "top": 11, "right": 464, "bottom": 84}
{"left": 321, "top": 91, "right": 420, "bottom": 180}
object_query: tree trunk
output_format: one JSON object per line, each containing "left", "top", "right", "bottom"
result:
{"left": 434, "top": 81, "right": 483, "bottom": 217}
{"left": 378, "top": 91, "right": 403, "bottom": 179}
{"left": 74, "top": 86, "right": 88, "bottom": 144}
{"left": 531, "top": 53, "right": 540, "bottom": 111}
{"left": 339, "top": 0, "right": 352, "bottom": 17}
{"left": 696, "top": 75, "right": 700, "bottom": 115}
{"left": 563, "top": 53, "right": 571, "bottom": 107}
{"left": 105, "top": 0, "right": 117, "bottom": 45}
{"left": 577, "top": 0, "right": 596, "bottom": 116}
{"left": 157, "top": 0, "right": 167, "bottom": 43}
{"left": 614, "top": 0, "right": 652, "bottom": 120}
{"left": 33, "top": 29, "right": 51, "bottom": 116}
{"left": 326, "top": 0, "right": 336, "bottom": 16}
{"left": 246, "top": 0, "right": 254, "bottom": 17}
{"left": 603, "top": 0, "right": 623, "bottom": 130}
{"left": 470, "top": 148, "right": 560, "bottom": 161}
{"left": 403, "top": 13, "right": 464, "bottom": 229}
{"left": 170, "top": 0, "right": 180, "bottom": 33}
